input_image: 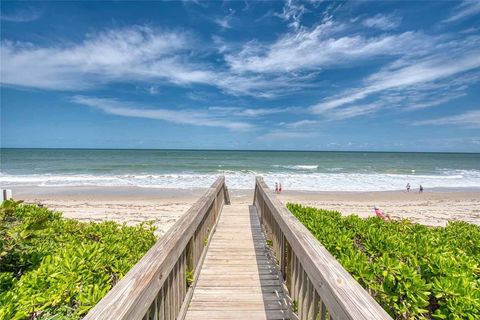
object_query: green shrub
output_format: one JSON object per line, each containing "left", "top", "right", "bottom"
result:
{"left": 287, "top": 203, "right": 480, "bottom": 320}
{"left": 0, "top": 200, "right": 156, "bottom": 320}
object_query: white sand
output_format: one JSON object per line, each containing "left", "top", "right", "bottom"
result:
{"left": 277, "top": 190, "right": 480, "bottom": 227}
{"left": 12, "top": 186, "right": 480, "bottom": 237}
{"left": 15, "top": 186, "right": 202, "bottom": 236}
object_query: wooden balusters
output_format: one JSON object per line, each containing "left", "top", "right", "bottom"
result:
{"left": 84, "top": 177, "right": 229, "bottom": 320}
{"left": 254, "top": 176, "right": 392, "bottom": 320}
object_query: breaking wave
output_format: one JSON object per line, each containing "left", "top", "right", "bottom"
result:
{"left": 2, "top": 169, "right": 480, "bottom": 191}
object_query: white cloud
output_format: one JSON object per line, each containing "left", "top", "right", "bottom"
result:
{"left": 71, "top": 95, "right": 253, "bottom": 131}
{"left": 1, "top": 6, "right": 43, "bottom": 22}
{"left": 0, "top": 25, "right": 316, "bottom": 98}
{"left": 259, "top": 118, "right": 322, "bottom": 141}
{"left": 2, "top": 9, "right": 479, "bottom": 108}
{"left": 363, "top": 13, "right": 402, "bottom": 30}
{"left": 1, "top": 26, "right": 215, "bottom": 90}
{"left": 214, "top": 8, "right": 235, "bottom": 29}
{"left": 276, "top": 0, "right": 306, "bottom": 30}
{"left": 225, "top": 22, "right": 431, "bottom": 74}
{"left": 257, "top": 130, "right": 310, "bottom": 141}
{"left": 414, "top": 110, "right": 480, "bottom": 127}
{"left": 311, "top": 37, "right": 480, "bottom": 114}
{"left": 148, "top": 86, "right": 159, "bottom": 95}
{"left": 444, "top": 0, "right": 480, "bottom": 23}
{"left": 208, "top": 106, "right": 299, "bottom": 117}
{"left": 325, "top": 103, "right": 382, "bottom": 120}
{"left": 401, "top": 91, "right": 467, "bottom": 111}
{"left": 214, "top": 72, "right": 314, "bottom": 98}
{"left": 214, "top": 18, "right": 231, "bottom": 29}
{"left": 285, "top": 119, "right": 319, "bottom": 129}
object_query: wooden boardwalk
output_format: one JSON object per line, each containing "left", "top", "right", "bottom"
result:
{"left": 86, "top": 177, "right": 392, "bottom": 320}
{"left": 184, "top": 203, "right": 290, "bottom": 320}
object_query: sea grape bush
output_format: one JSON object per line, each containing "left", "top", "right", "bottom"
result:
{"left": 287, "top": 203, "right": 480, "bottom": 320}
{"left": 0, "top": 200, "right": 156, "bottom": 320}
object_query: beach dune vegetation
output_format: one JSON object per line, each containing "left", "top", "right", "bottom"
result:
{"left": 0, "top": 200, "right": 156, "bottom": 320}
{"left": 287, "top": 203, "right": 480, "bottom": 320}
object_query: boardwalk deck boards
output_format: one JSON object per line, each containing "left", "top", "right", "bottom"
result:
{"left": 184, "top": 204, "right": 290, "bottom": 320}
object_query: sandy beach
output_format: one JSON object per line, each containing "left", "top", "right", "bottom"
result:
{"left": 11, "top": 186, "right": 480, "bottom": 236}
{"left": 277, "top": 190, "right": 480, "bottom": 227}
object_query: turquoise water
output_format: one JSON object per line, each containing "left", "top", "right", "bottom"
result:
{"left": 1, "top": 149, "right": 480, "bottom": 191}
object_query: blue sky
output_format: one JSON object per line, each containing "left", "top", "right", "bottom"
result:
{"left": 1, "top": 0, "right": 479, "bottom": 152}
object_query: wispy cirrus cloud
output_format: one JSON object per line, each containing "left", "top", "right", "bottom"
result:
{"left": 362, "top": 13, "right": 402, "bottom": 30}
{"left": 324, "top": 103, "right": 382, "bottom": 120}
{"left": 311, "top": 35, "right": 480, "bottom": 117}
{"left": 224, "top": 21, "right": 432, "bottom": 74}
{"left": 71, "top": 95, "right": 253, "bottom": 131}
{"left": 213, "top": 8, "right": 235, "bottom": 29}
{"left": 208, "top": 106, "right": 299, "bottom": 117}
{"left": 214, "top": 72, "right": 316, "bottom": 98}
{"left": 414, "top": 109, "right": 480, "bottom": 127}
{"left": 0, "top": 25, "right": 314, "bottom": 98}
{"left": 276, "top": 0, "right": 307, "bottom": 30}
{"left": 284, "top": 119, "right": 319, "bottom": 129}
{"left": 214, "top": 17, "right": 232, "bottom": 29}
{"left": 443, "top": 0, "right": 480, "bottom": 23}
{"left": 259, "top": 118, "right": 323, "bottom": 142}
{"left": 1, "top": 26, "right": 212, "bottom": 90}
{"left": 257, "top": 130, "right": 310, "bottom": 141}
{"left": 1, "top": 6, "right": 43, "bottom": 22}
{"left": 2, "top": 3, "right": 480, "bottom": 121}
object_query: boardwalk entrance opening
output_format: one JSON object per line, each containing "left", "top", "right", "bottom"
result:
{"left": 85, "top": 177, "right": 391, "bottom": 320}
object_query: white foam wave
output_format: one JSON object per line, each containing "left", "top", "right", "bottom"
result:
{"left": 272, "top": 165, "right": 318, "bottom": 170}
{"left": 2, "top": 170, "right": 480, "bottom": 191}
{"left": 326, "top": 167, "right": 343, "bottom": 172}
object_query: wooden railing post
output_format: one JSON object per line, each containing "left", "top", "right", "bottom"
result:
{"left": 224, "top": 185, "right": 230, "bottom": 205}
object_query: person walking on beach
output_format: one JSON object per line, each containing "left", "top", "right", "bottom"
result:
{"left": 275, "top": 182, "right": 279, "bottom": 193}
{"left": 419, "top": 185, "right": 424, "bottom": 193}
{"left": 406, "top": 183, "right": 411, "bottom": 192}
{"left": 279, "top": 183, "right": 282, "bottom": 193}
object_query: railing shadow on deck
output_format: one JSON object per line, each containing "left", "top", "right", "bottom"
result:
{"left": 84, "top": 176, "right": 230, "bottom": 320}
{"left": 253, "top": 176, "right": 393, "bottom": 320}
{"left": 248, "top": 205, "right": 290, "bottom": 319}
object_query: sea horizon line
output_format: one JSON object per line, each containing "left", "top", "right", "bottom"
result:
{"left": 1, "top": 147, "right": 479, "bottom": 155}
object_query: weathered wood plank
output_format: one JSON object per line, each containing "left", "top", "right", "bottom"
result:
{"left": 198, "top": 274, "right": 280, "bottom": 280}
{"left": 188, "top": 300, "right": 286, "bottom": 310}
{"left": 191, "top": 293, "right": 285, "bottom": 302}
{"left": 192, "top": 287, "right": 284, "bottom": 294}
{"left": 184, "top": 310, "right": 289, "bottom": 320}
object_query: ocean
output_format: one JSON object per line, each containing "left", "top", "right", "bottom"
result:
{"left": 1, "top": 149, "right": 480, "bottom": 191}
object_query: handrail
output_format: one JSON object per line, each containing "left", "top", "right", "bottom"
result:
{"left": 85, "top": 176, "right": 230, "bottom": 320}
{"left": 253, "top": 176, "right": 392, "bottom": 320}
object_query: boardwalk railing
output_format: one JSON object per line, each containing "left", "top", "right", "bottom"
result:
{"left": 253, "top": 177, "right": 392, "bottom": 320}
{"left": 84, "top": 177, "right": 230, "bottom": 320}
